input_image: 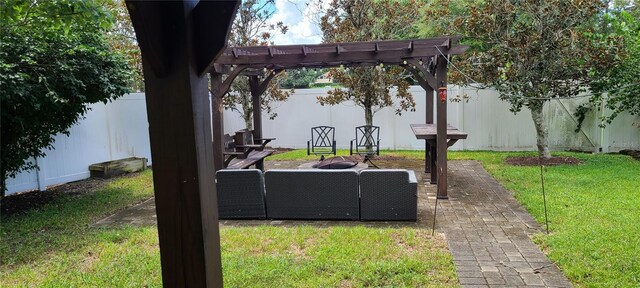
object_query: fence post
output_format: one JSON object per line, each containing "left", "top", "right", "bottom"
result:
{"left": 35, "top": 157, "right": 47, "bottom": 191}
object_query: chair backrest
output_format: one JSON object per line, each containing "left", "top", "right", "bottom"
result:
{"left": 354, "top": 125, "right": 380, "bottom": 155}
{"left": 235, "top": 129, "right": 254, "bottom": 146}
{"left": 223, "top": 134, "right": 236, "bottom": 152}
{"left": 311, "top": 126, "right": 335, "bottom": 149}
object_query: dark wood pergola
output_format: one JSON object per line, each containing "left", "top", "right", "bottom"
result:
{"left": 125, "top": 1, "right": 467, "bottom": 287}
{"left": 209, "top": 38, "right": 468, "bottom": 197}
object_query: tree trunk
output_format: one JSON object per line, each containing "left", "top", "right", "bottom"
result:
{"left": 365, "top": 105, "right": 373, "bottom": 126}
{"left": 243, "top": 114, "right": 253, "bottom": 130}
{"left": 530, "top": 103, "right": 551, "bottom": 158}
{"left": 243, "top": 104, "right": 253, "bottom": 130}
{"left": 364, "top": 105, "right": 374, "bottom": 154}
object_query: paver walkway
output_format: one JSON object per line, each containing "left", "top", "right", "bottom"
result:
{"left": 94, "top": 160, "right": 572, "bottom": 287}
{"left": 432, "top": 161, "right": 572, "bottom": 287}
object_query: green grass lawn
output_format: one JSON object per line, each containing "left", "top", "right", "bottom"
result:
{"left": 1, "top": 168, "right": 457, "bottom": 287}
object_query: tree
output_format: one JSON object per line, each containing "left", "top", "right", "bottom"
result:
{"left": 444, "top": 0, "right": 621, "bottom": 158}
{"left": 577, "top": 1, "right": 640, "bottom": 128}
{"left": 221, "top": 0, "right": 291, "bottom": 130}
{"left": 107, "top": 0, "right": 144, "bottom": 91}
{"left": 280, "top": 68, "right": 326, "bottom": 89}
{"left": 0, "top": 0, "right": 132, "bottom": 195}
{"left": 318, "top": 0, "right": 423, "bottom": 127}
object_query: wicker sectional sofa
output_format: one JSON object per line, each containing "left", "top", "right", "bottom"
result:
{"left": 215, "top": 168, "right": 417, "bottom": 221}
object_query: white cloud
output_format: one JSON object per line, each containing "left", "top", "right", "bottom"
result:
{"left": 269, "top": 0, "right": 329, "bottom": 45}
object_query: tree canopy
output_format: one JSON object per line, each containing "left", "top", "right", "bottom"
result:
{"left": 280, "top": 68, "right": 326, "bottom": 89}
{"left": 318, "top": 0, "right": 423, "bottom": 126}
{"left": 577, "top": 1, "right": 640, "bottom": 129}
{"left": 221, "top": 0, "right": 291, "bottom": 130}
{"left": 433, "top": 0, "right": 622, "bottom": 158}
{"left": 0, "top": 0, "right": 132, "bottom": 193}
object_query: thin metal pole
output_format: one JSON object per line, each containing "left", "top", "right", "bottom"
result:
{"left": 539, "top": 157, "right": 549, "bottom": 234}
{"left": 432, "top": 192, "right": 439, "bottom": 236}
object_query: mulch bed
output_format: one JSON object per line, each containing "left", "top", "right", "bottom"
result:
{"left": 1, "top": 177, "right": 107, "bottom": 217}
{"left": 505, "top": 156, "right": 582, "bottom": 166}
{"left": 619, "top": 149, "right": 640, "bottom": 161}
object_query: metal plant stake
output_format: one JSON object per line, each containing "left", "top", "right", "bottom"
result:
{"left": 539, "top": 157, "right": 550, "bottom": 234}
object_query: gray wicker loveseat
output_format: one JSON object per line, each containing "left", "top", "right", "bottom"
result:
{"left": 215, "top": 168, "right": 417, "bottom": 221}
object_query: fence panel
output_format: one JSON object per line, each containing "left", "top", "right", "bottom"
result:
{"left": 6, "top": 88, "right": 638, "bottom": 195}
{"left": 5, "top": 93, "right": 151, "bottom": 195}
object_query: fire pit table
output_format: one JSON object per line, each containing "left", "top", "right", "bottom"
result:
{"left": 297, "top": 156, "right": 368, "bottom": 171}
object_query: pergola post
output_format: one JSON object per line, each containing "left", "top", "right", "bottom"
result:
{"left": 436, "top": 55, "right": 448, "bottom": 199}
{"left": 249, "top": 75, "right": 262, "bottom": 141}
{"left": 249, "top": 75, "right": 263, "bottom": 170}
{"left": 126, "top": 1, "right": 239, "bottom": 287}
{"left": 211, "top": 72, "right": 225, "bottom": 173}
{"left": 425, "top": 69, "right": 435, "bottom": 174}
{"left": 210, "top": 66, "right": 247, "bottom": 172}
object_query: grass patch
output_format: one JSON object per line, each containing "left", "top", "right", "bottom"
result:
{"left": 221, "top": 226, "right": 456, "bottom": 287}
{"left": 1, "top": 168, "right": 457, "bottom": 287}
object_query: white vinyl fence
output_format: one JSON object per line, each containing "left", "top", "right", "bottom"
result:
{"left": 6, "top": 87, "right": 639, "bottom": 195}
{"left": 224, "top": 86, "right": 640, "bottom": 152}
{"left": 5, "top": 93, "right": 152, "bottom": 195}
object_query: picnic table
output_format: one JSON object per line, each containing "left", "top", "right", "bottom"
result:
{"left": 223, "top": 130, "right": 275, "bottom": 170}
{"left": 410, "top": 123, "right": 468, "bottom": 185}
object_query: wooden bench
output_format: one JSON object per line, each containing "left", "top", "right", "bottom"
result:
{"left": 223, "top": 130, "right": 275, "bottom": 170}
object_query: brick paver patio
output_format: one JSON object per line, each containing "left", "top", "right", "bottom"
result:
{"left": 95, "top": 159, "right": 572, "bottom": 287}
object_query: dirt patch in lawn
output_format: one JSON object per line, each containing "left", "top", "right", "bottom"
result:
{"left": 2, "top": 176, "right": 111, "bottom": 217}
{"left": 270, "top": 147, "right": 295, "bottom": 155}
{"left": 373, "top": 155, "right": 408, "bottom": 161}
{"left": 505, "top": 156, "right": 582, "bottom": 166}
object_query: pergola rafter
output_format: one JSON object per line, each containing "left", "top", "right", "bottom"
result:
{"left": 209, "top": 37, "right": 468, "bottom": 199}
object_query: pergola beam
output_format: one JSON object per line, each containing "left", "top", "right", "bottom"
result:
{"left": 213, "top": 38, "right": 467, "bottom": 72}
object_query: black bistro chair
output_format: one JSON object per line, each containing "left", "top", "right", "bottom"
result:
{"left": 350, "top": 125, "right": 381, "bottom": 168}
{"left": 307, "top": 126, "right": 337, "bottom": 160}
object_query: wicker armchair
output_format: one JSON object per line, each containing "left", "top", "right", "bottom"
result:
{"left": 359, "top": 169, "right": 417, "bottom": 221}
{"left": 215, "top": 169, "right": 266, "bottom": 219}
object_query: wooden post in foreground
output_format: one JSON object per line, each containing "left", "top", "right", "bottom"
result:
{"left": 126, "top": 1, "right": 238, "bottom": 286}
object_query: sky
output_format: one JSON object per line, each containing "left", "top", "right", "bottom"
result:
{"left": 268, "top": 0, "right": 329, "bottom": 45}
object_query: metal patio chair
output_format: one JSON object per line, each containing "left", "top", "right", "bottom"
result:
{"left": 350, "top": 125, "right": 381, "bottom": 168}
{"left": 307, "top": 126, "right": 337, "bottom": 160}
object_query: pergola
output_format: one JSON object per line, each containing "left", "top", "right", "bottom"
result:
{"left": 125, "top": 1, "right": 467, "bottom": 287}
{"left": 209, "top": 38, "right": 468, "bottom": 197}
